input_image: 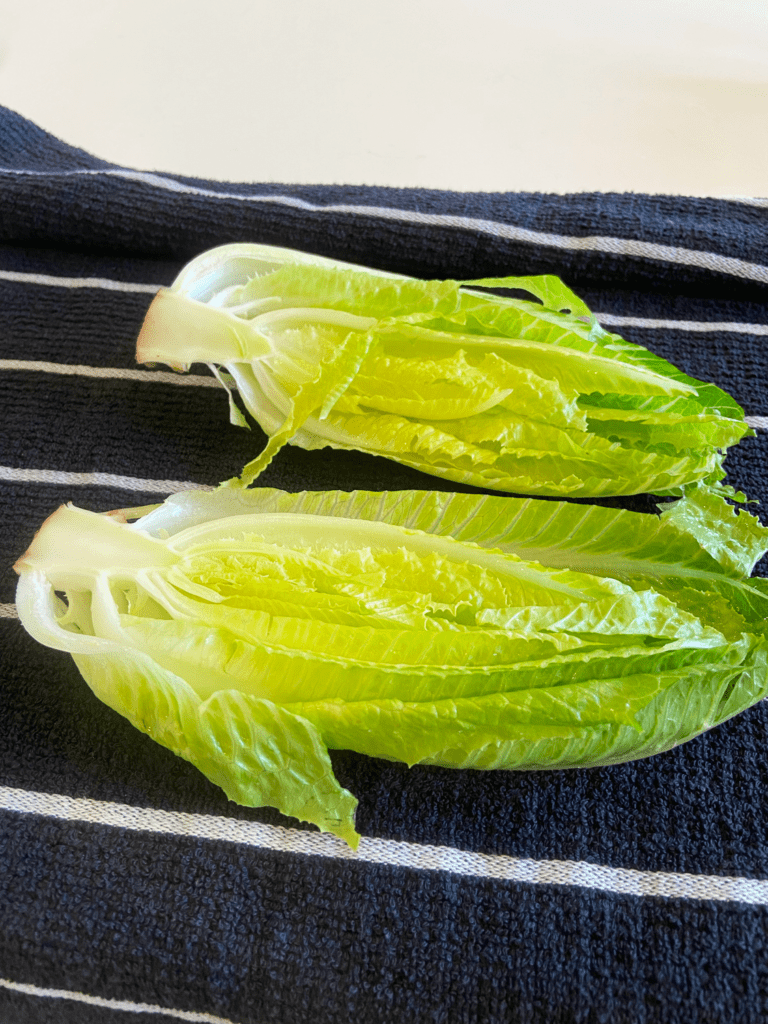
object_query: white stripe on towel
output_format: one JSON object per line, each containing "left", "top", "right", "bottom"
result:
{"left": 0, "top": 268, "right": 159, "bottom": 293}
{"left": 2, "top": 166, "right": 768, "bottom": 284}
{"left": 0, "top": 466, "right": 213, "bottom": 493}
{"left": 0, "top": 360, "right": 219, "bottom": 387}
{"left": 2, "top": 785, "right": 768, "bottom": 904}
{"left": 721, "top": 196, "right": 768, "bottom": 209}
{"left": 595, "top": 313, "right": 768, "bottom": 336}
{"left": 0, "top": 978, "right": 238, "bottom": 1024}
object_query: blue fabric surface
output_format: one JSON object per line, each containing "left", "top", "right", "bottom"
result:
{"left": 1, "top": 105, "right": 767, "bottom": 1024}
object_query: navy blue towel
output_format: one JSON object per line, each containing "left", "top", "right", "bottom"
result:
{"left": 1, "top": 105, "right": 767, "bottom": 1024}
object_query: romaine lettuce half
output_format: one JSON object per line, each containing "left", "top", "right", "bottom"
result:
{"left": 136, "top": 244, "right": 752, "bottom": 497}
{"left": 15, "top": 485, "right": 768, "bottom": 846}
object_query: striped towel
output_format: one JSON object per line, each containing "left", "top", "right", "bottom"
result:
{"left": 1, "top": 105, "right": 767, "bottom": 1024}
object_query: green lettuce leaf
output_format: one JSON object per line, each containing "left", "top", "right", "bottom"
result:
{"left": 75, "top": 646, "right": 359, "bottom": 846}
{"left": 136, "top": 243, "right": 752, "bottom": 497}
{"left": 14, "top": 485, "right": 768, "bottom": 843}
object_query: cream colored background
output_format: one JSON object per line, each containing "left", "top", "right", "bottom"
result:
{"left": 0, "top": 0, "right": 766, "bottom": 195}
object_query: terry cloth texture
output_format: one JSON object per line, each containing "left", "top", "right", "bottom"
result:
{"left": 1, "top": 104, "right": 768, "bottom": 1024}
